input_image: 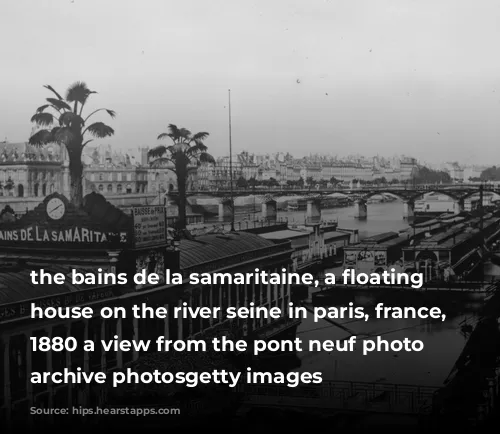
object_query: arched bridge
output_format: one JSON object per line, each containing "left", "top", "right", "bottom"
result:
{"left": 169, "top": 184, "right": 500, "bottom": 202}
{"left": 165, "top": 184, "right": 500, "bottom": 222}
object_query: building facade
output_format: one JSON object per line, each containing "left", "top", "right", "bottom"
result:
{"left": 0, "top": 142, "right": 66, "bottom": 198}
{"left": 0, "top": 194, "right": 298, "bottom": 428}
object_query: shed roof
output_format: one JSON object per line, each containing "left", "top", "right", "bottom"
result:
{"left": 0, "top": 267, "right": 80, "bottom": 306}
{"left": 180, "top": 231, "right": 277, "bottom": 271}
{"left": 259, "top": 229, "right": 310, "bottom": 241}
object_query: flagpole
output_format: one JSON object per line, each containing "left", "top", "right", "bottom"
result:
{"left": 229, "top": 89, "right": 235, "bottom": 232}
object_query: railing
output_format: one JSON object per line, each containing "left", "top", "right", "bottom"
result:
{"left": 253, "top": 317, "right": 302, "bottom": 340}
{"left": 184, "top": 183, "right": 500, "bottom": 196}
{"left": 316, "top": 279, "right": 499, "bottom": 293}
{"left": 239, "top": 380, "right": 438, "bottom": 415}
{"left": 103, "top": 381, "right": 439, "bottom": 419}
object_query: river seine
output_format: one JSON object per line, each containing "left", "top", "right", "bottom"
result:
{"left": 210, "top": 200, "right": 490, "bottom": 387}
{"left": 295, "top": 202, "right": 483, "bottom": 387}
{"left": 273, "top": 201, "right": 482, "bottom": 387}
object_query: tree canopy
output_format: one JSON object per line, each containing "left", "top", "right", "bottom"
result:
{"left": 28, "top": 82, "right": 115, "bottom": 206}
{"left": 148, "top": 124, "right": 215, "bottom": 229}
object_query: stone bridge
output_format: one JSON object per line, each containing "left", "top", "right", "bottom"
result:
{"left": 165, "top": 184, "right": 499, "bottom": 221}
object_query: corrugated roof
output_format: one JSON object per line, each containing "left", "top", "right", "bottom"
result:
{"left": 363, "top": 232, "right": 399, "bottom": 244}
{"left": 324, "top": 231, "right": 351, "bottom": 240}
{"left": 0, "top": 267, "right": 79, "bottom": 306}
{"left": 180, "top": 232, "right": 276, "bottom": 271}
{"left": 348, "top": 235, "right": 407, "bottom": 250}
{"left": 259, "top": 229, "right": 310, "bottom": 240}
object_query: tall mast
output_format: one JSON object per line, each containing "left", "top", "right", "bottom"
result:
{"left": 228, "top": 89, "right": 235, "bottom": 232}
{"left": 479, "top": 183, "right": 484, "bottom": 282}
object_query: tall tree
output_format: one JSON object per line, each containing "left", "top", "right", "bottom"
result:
{"left": 148, "top": 124, "right": 215, "bottom": 229}
{"left": 29, "top": 82, "right": 115, "bottom": 207}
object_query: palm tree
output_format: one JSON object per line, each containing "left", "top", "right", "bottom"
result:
{"left": 148, "top": 124, "right": 215, "bottom": 229}
{"left": 28, "top": 82, "right": 115, "bottom": 207}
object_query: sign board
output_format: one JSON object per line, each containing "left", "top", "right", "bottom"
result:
{"left": 0, "top": 193, "right": 132, "bottom": 249}
{"left": 0, "top": 226, "right": 127, "bottom": 245}
{"left": 132, "top": 206, "right": 166, "bottom": 247}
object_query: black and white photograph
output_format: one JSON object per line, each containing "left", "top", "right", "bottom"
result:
{"left": 2, "top": 0, "right": 500, "bottom": 432}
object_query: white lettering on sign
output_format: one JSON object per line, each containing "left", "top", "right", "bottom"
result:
{"left": 133, "top": 206, "right": 166, "bottom": 247}
{"left": 0, "top": 227, "right": 128, "bottom": 244}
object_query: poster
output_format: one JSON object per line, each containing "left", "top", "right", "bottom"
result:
{"left": 357, "top": 250, "right": 374, "bottom": 261}
{"left": 132, "top": 206, "right": 166, "bottom": 247}
{"left": 135, "top": 248, "right": 166, "bottom": 290}
{"left": 344, "top": 251, "right": 357, "bottom": 266}
{"left": 374, "top": 251, "right": 387, "bottom": 266}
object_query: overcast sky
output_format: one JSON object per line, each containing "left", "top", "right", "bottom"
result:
{"left": 1, "top": 0, "right": 500, "bottom": 164}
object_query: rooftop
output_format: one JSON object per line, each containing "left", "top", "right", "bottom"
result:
{"left": 0, "top": 266, "right": 80, "bottom": 306}
{"left": 180, "top": 231, "right": 279, "bottom": 271}
{"left": 259, "top": 229, "right": 311, "bottom": 241}
{"left": 362, "top": 232, "right": 400, "bottom": 244}
{"left": 346, "top": 235, "right": 408, "bottom": 250}
{"left": 0, "top": 141, "right": 63, "bottom": 164}
{"left": 258, "top": 228, "right": 349, "bottom": 242}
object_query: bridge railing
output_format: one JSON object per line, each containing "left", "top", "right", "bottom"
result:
{"left": 316, "top": 278, "right": 498, "bottom": 292}
{"left": 186, "top": 183, "right": 500, "bottom": 196}
{"left": 239, "top": 380, "right": 438, "bottom": 414}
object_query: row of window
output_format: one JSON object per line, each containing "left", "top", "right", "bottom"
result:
{"left": 0, "top": 170, "right": 57, "bottom": 183}
{"left": 88, "top": 184, "right": 146, "bottom": 194}
{"left": 89, "top": 173, "right": 136, "bottom": 182}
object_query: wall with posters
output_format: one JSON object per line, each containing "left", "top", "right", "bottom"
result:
{"left": 135, "top": 247, "right": 166, "bottom": 290}
{"left": 344, "top": 249, "right": 388, "bottom": 272}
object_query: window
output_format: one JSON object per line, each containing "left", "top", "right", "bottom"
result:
{"left": 117, "top": 184, "right": 122, "bottom": 194}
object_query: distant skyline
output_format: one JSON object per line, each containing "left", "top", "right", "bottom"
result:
{"left": 2, "top": 0, "right": 500, "bottom": 164}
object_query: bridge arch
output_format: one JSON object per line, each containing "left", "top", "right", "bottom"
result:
{"left": 459, "top": 189, "right": 500, "bottom": 201}
{"left": 359, "top": 191, "right": 410, "bottom": 201}
{"left": 355, "top": 189, "right": 463, "bottom": 202}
